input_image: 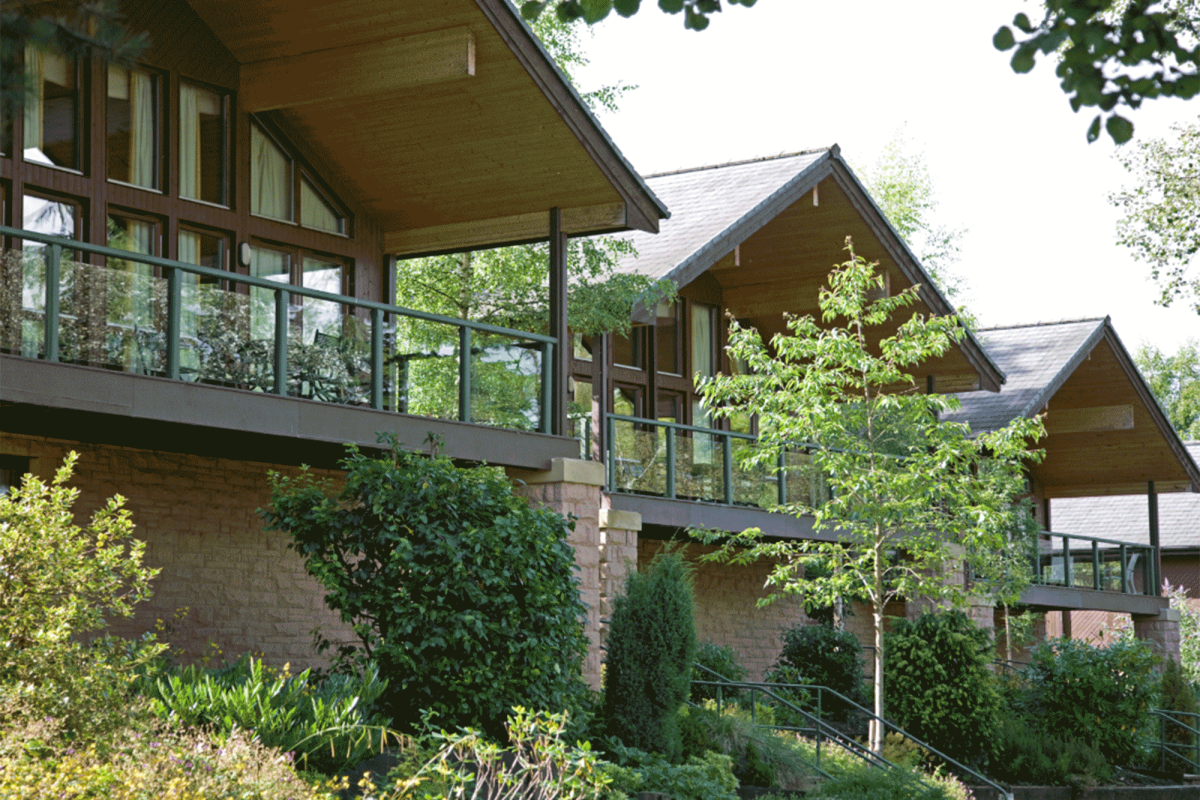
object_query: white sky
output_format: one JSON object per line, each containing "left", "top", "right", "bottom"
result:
{"left": 574, "top": 0, "right": 1200, "bottom": 356}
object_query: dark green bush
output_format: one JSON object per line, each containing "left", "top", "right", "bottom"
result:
{"left": 679, "top": 703, "right": 820, "bottom": 789}
{"left": 604, "top": 549, "right": 696, "bottom": 761}
{"left": 810, "top": 763, "right": 957, "bottom": 800}
{"left": 691, "top": 640, "right": 747, "bottom": 702}
{"left": 762, "top": 663, "right": 814, "bottom": 729}
{"left": 140, "top": 654, "right": 390, "bottom": 774}
{"left": 988, "top": 715, "right": 1112, "bottom": 787}
{"left": 883, "top": 610, "right": 1000, "bottom": 766}
{"left": 263, "top": 436, "right": 589, "bottom": 738}
{"left": 1158, "top": 657, "right": 1200, "bottom": 773}
{"left": 773, "top": 623, "right": 867, "bottom": 716}
{"left": 602, "top": 740, "right": 738, "bottom": 800}
{"left": 1022, "top": 637, "right": 1156, "bottom": 765}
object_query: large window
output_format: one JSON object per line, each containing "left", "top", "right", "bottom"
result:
{"left": 300, "top": 176, "right": 344, "bottom": 234}
{"left": 24, "top": 47, "right": 80, "bottom": 169}
{"left": 107, "top": 65, "right": 160, "bottom": 189}
{"left": 248, "top": 245, "right": 345, "bottom": 344}
{"left": 250, "top": 123, "right": 292, "bottom": 221}
{"left": 655, "top": 302, "right": 681, "bottom": 375}
{"left": 179, "top": 81, "right": 228, "bottom": 205}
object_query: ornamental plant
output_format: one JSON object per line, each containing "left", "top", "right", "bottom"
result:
{"left": 263, "top": 435, "right": 589, "bottom": 738}
{"left": 883, "top": 610, "right": 1000, "bottom": 767}
{"left": 773, "top": 623, "right": 868, "bottom": 716}
{"left": 0, "top": 452, "right": 162, "bottom": 737}
{"left": 603, "top": 549, "right": 697, "bottom": 761}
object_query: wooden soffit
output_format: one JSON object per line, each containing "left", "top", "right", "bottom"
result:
{"left": 1033, "top": 333, "right": 1200, "bottom": 498}
{"left": 705, "top": 170, "right": 997, "bottom": 395}
{"left": 183, "top": 0, "right": 665, "bottom": 255}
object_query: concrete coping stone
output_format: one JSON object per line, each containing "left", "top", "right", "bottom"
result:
{"left": 599, "top": 508, "right": 642, "bottom": 532}
{"left": 508, "top": 457, "right": 606, "bottom": 487}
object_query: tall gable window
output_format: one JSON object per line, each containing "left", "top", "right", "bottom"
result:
{"left": 107, "top": 65, "right": 160, "bottom": 189}
{"left": 179, "top": 81, "right": 228, "bottom": 205}
{"left": 301, "top": 176, "right": 343, "bottom": 234}
{"left": 250, "top": 123, "right": 292, "bottom": 221}
{"left": 24, "top": 47, "right": 80, "bottom": 169}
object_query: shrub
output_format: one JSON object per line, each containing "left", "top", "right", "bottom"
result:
{"left": 1022, "top": 637, "right": 1157, "bottom": 765}
{"left": 810, "top": 762, "right": 959, "bottom": 800}
{"left": 988, "top": 715, "right": 1112, "bottom": 787}
{"left": 603, "top": 549, "right": 696, "bottom": 761}
{"left": 772, "top": 623, "right": 867, "bottom": 717}
{"left": 263, "top": 436, "right": 589, "bottom": 738}
{"left": 883, "top": 610, "right": 1000, "bottom": 766}
{"left": 691, "top": 640, "right": 747, "bottom": 703}
{"left": 761, "top": 663, "right": 814, "bottom": 729}
{"left": 139, "top": 654, "right": 391, "bottom": 774}
{"left": 679, "top": 703, "right": 821, "bottom": 789}
{"left": 0, "top": 453, "right": 163, "bottom": 739}
{"left": 1157, "top": 656, "right": 1200, "bottom": 773}
{"left": 602, "top": 741, "right": 738, "bottom": 800}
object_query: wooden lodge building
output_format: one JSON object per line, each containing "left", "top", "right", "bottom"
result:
{"left": 0, "top": 1, "right": 1192, "bottom": 689}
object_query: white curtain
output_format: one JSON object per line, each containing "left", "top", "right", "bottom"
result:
{"left": 179, "top": 83, "right": 199, "bottom": 198}
{"left": 130, "top": 70, "right": 155, "bottom": 188}
{"left": 23, "top": 46, "right": 43, "bottom": 156}
{"left": 301, "top": 178, "right": 340, "bottom": 233}
{"left": 251, "top": 125, "right": 291, "bottom": 220}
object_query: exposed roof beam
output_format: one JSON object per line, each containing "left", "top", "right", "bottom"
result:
{"left": 241, "top": 27, "right": 476, "bottom": 113}
{"left": 385, "top": 202, "right": 626, "bottom": 257}
{"left": 1045, "top": 480, "right": 1195, "bottom": 498}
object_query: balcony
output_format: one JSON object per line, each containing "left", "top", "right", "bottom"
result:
{"left": 0, "top": 226, "right": 576, "bottom": 469}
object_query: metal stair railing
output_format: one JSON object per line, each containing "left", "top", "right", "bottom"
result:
{"left": 692, "top": 663, "right": 1013, "bottom": 800}
{"left": 1147, "top": 709, "right": 1200, "bottom": 774}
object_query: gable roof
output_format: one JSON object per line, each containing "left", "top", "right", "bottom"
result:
{"left": 180, "top": 0, "right": 668, "bottom": 256}
{"left": 614, "top": 147, "right": 1005, "bottom": 392}
{"left": 1052, "top": 443, "right": 1200, "bottom": 549}
{"left": 948, "top": 318, "right": 1200, "bottom": 497}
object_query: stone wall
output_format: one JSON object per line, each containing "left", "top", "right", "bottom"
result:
{"left": 0, "top": 433, "right": 353, "bottom": 667}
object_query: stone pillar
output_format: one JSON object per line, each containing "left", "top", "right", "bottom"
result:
{"left": 508, "top": 458, "right": 605, "bottom": 689}
{"left": 1133, "top": 607, "right": 1182, "bottom": 662}
{"left": 599, "top": 508, "right": 641, "bottom": 649}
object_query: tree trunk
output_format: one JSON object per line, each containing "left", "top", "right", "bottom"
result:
{"left": 871, "top": 547, "right": 886, "bottom": 755}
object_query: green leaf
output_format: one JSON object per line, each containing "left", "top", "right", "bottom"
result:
{"left": 613, "top": 0, "right": 640, "bottom": 16}
{"left": 1011, "top": 43, "right": 1037, "bottom": 73}
{"left": 1013, "top": 12, "right": 1033, "bottom": 33}
{"left": 520, "top": 1, "right": 546, "bottom": 20}
{"left": 1106, "top": 114, "right": 1134, "bottom": 144}
{"left": 658, "top": 0, "right": 684, "bottom": 13}
{"left": 1087, "top": 114, "right": 1102, "bottom": 143}
{"left": 580, "top": 0, "right": 612, "bottom": 22}
{"left": 993, "top": 25, "right": 1015, "bottom": 51}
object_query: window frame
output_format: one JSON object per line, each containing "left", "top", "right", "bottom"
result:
{"left": 20, "top": 44, "right": 85, "bottom": 174}
{"left": 106, "top": 63, "right": 165, "bottom": 192}
{"left": 178, "top": 77, "right": 231, "bottom": 208}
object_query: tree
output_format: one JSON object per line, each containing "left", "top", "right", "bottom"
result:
{"left": 521, "top": 0, "right": 757, "bottom": 31}
{"left": 1111, "top": 119, "right": 1200, "bottom": 311}
{"left": 1134, "top": 340, "right": 1200, "bottom": 437}
{"left": 262, "top": 437, "right": 590, "bottom": 738}
{"left": 993, "top": 0, "right": 1200, "bottom": 144}
{"left": 857, "top": 134, "right": 969, "bottom": 309}
{"left": 695, "top": 239, "right": 1044, "bottom": 754}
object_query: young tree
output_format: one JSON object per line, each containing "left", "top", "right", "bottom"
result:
{"left": 1112, "top": 120, "right": 1200, "bottom": 313}
{"left": 696, "top": 239, "right": 1044, "bottom": 754}
{"left": 1134, "top": 339, "right": 1200, "bottom": 438}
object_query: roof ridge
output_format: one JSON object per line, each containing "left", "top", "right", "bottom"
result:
{"left": 644, "top": 147, "right": 834, "bottom": 179}
{"left": 976, "top": 317, "right": 1108, "bottom": 332}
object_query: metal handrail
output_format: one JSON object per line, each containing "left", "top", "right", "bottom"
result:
{"left": 1148, "top": 709, "right": 1200, "bottom": 773}
{"left": 3, "top": 225, "right": 556, "bottom": 432}
{"left": 691, "top": 663, "right": 1012, "bottom": 800}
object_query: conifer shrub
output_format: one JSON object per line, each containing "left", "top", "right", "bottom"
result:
{"left": 772, "top": 623, "right": 867, "bottom": 718}
{"left": 883, "top": 610, "right": 1000, "bottom": 766}
{"left": 263, "top": 436, "right": 589, "bottom": 739}
{"left": 603, "top": 549, "right": 696, "bottom": 761}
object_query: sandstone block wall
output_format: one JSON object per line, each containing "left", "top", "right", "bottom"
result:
{"left": 1, "top": 433, "right": 354, "bottom": 667}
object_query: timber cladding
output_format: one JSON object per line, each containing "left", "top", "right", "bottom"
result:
{"left": 1, "top": 432, "right": 354, "bottom": 668}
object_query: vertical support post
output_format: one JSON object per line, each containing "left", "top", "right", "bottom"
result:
{"left": 1092, "top": 540, "right": 1100, "bottom": 591}
{"left": 273, "top": 288, "right": 289, "bottom": 395}
{"left": 165, "top": 266, "right": 182, "bottom": 380}
{"left": 539, "top": 341, "right": 553, "bottom": 434}
{"left": 1062, "top": 534, "right": 1072, "bottom": 587}
{"left": 44, "top": 243, "right": 62, "bottom": 361}
{"left": 1120, "top": 544, "right": 1128, "bottom": 593}
{"left": 665, "top": 424, "right": 676, "bottom": 499}
{"left": 591, "top": 333, "right": 608, "bottom": 462}
{"left": 548, "top": 208, "right": 568, "bottom": 437}
{"left": 778, "top": 448, "right": 787, "bottom": 506}
{"left": 458, "top": 326, "right": 472, "bottom": 424}
{"left": 1149, "top": 481, "right": 1161, "bottom": 596}
{"left": 370, "top": 307, "right": 384, "bottom": 410}
{"left": 606, "top": 413, "right": 616, "bottom": 490}
{"left": 722, "top": 433, "right": 734, "bottom": 505}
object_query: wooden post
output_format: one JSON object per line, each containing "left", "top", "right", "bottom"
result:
{"left": 1149, "top": 481, "right": 1161, "bottom": 596}
{"left": 549, "top": 208, "right": 568, "bottom": 437}
{"left": 591, "top": 332, "right": 608, "bottom": 461}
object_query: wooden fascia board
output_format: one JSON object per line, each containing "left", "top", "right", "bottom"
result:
{"left": 473, "top": 0, "right": 667, "bottom": 234}
{"left": 828, "top": 160, "right": 1007, "bottom": 392}
{"left": 385, "top": 202, "right": 626, "bottom": 257}
{"left": 1099, "top": 323, "right": 1200, "bottom": 492}
{"left": 661, "top": 153, "right": 836, "bottom": 291}
{"left": 241, "top": 27, "right": 476, "bottom": 112}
